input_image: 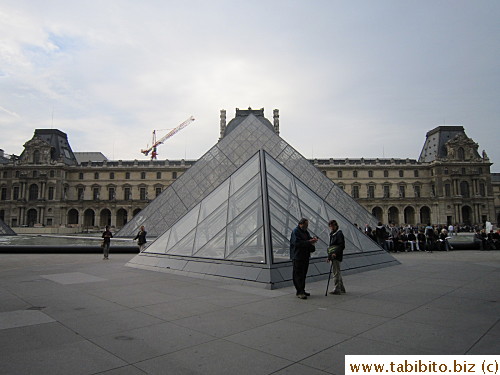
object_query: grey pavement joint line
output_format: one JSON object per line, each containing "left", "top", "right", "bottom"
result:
{"left": 464, "top": 317, "right": 500, "bottom": 354}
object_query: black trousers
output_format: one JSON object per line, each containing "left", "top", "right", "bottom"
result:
{"left": 293, "top": 259, "right": 309, "bottom": 295}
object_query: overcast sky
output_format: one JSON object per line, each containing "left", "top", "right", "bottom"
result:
{"left": 1, "top": 0, "right": 499, "bottom": 171}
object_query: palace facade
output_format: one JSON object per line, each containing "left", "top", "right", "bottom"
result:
{"left": 0, "top": 109, "right": 498, "bottom": 233}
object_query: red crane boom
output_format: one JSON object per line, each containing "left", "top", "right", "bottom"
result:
{"left": 141, "top": 116, "right": 195, "bottom": 160}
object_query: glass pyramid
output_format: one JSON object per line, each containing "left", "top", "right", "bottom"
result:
{"left": 0, "top": 218, "right": 15, "bottom": 236}
{"left": 118, "top": 112, "right": 378, "bottom": 238}
{"left": 126, "top": 111, "right": 398, "bottom": 288}
{"left": 135, "top": 150, "right": 397, "bottom": 282}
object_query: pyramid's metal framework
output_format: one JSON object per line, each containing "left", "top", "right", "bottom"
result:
{"left": 124, "top": 112, "right": 398, "bottom": 288}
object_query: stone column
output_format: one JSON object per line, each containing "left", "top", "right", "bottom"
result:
{"left": 273, "top": 109, "right": 280, "bottom": 135}
{"left": 219, "top": 109, "right": 226, "bottom": 141}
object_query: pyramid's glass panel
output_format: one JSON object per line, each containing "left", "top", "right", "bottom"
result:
{"left": 267, "top": 175, "right": 300, "bottom": 220}
{"left": 167, "top": 228, "right": 196, "bottom": 256}
{"left": 268, "top": 199, "right": 298, "bottom": 239}
{"left": 193, "top": 202, "right": 228, "bottom": 253}
{"left": 265, "top": 156, "right": 296, "bottom": 193}
{"left": 198, "top": 179, "right": 230, "bottom": 223}
{"left": 355, "top": 229, "right": 382, "bottom": 251}
{"left": 228, "top": 174, "right": 261, "bottom": 222}
{"left": 226, "top": 199, "right": 263, "bottom": 258}
{"left": 265, "top": 151, "right": 378, "bottom": 262}
{"left": 166, "top": 204, "right": 200, "bottom": 251}
{"left": 192, "top": 228, "right": 226, "bottom": 259}
{"left": 230, "top": 153, "right": 260, "bottom": 194}
{"left": 297, "top": 200, "right": 329, "bottom": 244}
{"left": 146, "top": 228, "right": 170, "bottom": 253}
{"left": 226, "top": 227, "right": 265, "bottom": 263}
{"left": 270, "top": 227, "right": 291, "bottom": 262}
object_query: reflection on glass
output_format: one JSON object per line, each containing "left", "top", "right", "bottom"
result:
{"left": 166, "top": 204, "right": 200, "bottom": 251}
{"left": 230, "top": 153, "right": 260, "bottom": 194}
{"left": 193, "top": 229, "right": 226, "bottom": 259}
{"left": 226, "top": 200, "right": 263, "bottom": 255}
{"left": 267, "top": 176, "right": 300, "bottom": 219}
{"left": 144, "top": 228, "right": 170, "bottom": 254}
{"left": 265, "top": 156, "right": 294, "bottom": 191}
{"left": 228, "top": 175, "right": 260, "bottom": 222}
{"left": 167, "top": 229, "right": 196, "bottom": 256}
{"left": 271, "top": 227, "right": 290, "bottom": 262}
{"left": 193, "top": 202, "right": 228, "bottom": 253}
{"left": 226, "top": 228, "right": 265, "bottom": 263}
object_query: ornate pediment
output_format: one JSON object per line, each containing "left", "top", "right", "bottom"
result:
{"left": 444, "top": 134, "right": 480, "bottom": 161}
{"left": 20, "top": 138, "right": 53, "bottom": 165}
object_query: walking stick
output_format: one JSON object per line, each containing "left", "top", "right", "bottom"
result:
{"left": 325, "top": 261, "right": 334, "bottom": 296}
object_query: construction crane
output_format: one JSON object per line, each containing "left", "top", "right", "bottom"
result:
{"left": 141, "top": 116, "right": 195, "bottom": 160}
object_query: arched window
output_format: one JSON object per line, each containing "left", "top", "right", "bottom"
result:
{"left": 457, "top": 147, "right": 465, "bottom": 160}
{"left": 68, "top": 209, "right": 79, "bottom": 225}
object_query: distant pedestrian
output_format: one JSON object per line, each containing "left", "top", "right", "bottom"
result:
{"left": 290, "top": 218, "right": 318, "bottom": 300}
{"left": 327, "top": 220, "right": 346, "bottom": 295}
{"left": 102, "top": 225, "right": 113, "bottom": 260}
{"left": 133, "top": 225, "right": 147, "bottom": 252}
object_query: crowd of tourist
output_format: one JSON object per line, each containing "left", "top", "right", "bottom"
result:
{"left": 355, "top": 222, "right": 500, "bottom": 252}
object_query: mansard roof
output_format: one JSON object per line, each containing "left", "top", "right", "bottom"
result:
{"left": 418, "top": 125, "right": 482, "bottom": 163}
{"left": 21, "top": 129, "right": 78, "bottom": 165}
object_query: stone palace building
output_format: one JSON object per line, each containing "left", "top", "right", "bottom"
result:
{"left": 0, "top": 108, "right": 498, "bottom": 233}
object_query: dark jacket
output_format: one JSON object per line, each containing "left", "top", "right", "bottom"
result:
{"left": 375, "top": 225, "right": 388, "bottom": 241}
{"left": 290, "top": 226, "right": 315, "bottom": 261}
{"left": 102, "top": 230, "right": 113, "bottom": 244}
{"left": 134, "top": 230, "right": 147, "bottom": 245}
{"left": 329, "top": 229, "right": 345, "bottom": 262}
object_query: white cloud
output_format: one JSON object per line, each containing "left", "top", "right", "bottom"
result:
{"left": 0, "top": 0, "right": 499, "bottom": 169}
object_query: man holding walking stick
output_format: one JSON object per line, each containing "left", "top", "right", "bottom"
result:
{"left": 326, "top": 220, "right": 346, "bottom": 295}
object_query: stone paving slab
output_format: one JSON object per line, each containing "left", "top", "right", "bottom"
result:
{"left": 0, "top": 250, "right": 498, "bottom": 375}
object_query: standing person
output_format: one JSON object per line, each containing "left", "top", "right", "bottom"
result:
{"left": 327, "top": 220, "right": 346, "bottom": 295}
{"left": 424, "top": 223, "right": 435, "bottom": 252}
{"left": 133, "top": 225, "right": 147, "bottom": 252}
{"left": 375, "top": 222, "right": 389, "bottom": 250}
{"left": 102, "top": 225, "right": 113, "bottom": 260}
{"left": 290, "top": 218, "right": 318, "bottom": 300}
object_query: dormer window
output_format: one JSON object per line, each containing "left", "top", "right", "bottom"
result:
{"left": 457, "top": 147, "right": 465, "bottom": 160}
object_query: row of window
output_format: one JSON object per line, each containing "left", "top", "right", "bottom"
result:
{"left": 1, "top": 170, "right": 179, "bottom": 180}
{"left": 345, "top": 185, "right": 419, "bottom": 199}
{"left": 340, "top": 181, "right": 486, "bottom": 199}
{"left": 333, "top": 170, "right": 418, "bottom": 179}
{"left": 3, "top": 170, "right": 58, "bottom": 178}
{"left": 77, "top": 187, "right": 162, "bottom": 201}
{"left": 79, "top": 171, "right": 178, "bottom": 180}
{"left": 0, "top": 185, "right": 163, "bottom": 201}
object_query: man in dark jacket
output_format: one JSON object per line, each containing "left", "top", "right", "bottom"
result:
{"left": 290, "top": 218, "right": 318, "bottom": 299}
{"left": 327, "top": 220, "right": 346, "bottom": 295}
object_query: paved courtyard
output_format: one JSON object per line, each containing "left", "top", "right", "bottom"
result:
{"left": 0, "top": 250, "right": 498, "bottom": 374}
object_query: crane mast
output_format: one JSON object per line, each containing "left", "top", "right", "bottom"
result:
{"left": 141, "top": 116, "right": 195, "bottom": 160}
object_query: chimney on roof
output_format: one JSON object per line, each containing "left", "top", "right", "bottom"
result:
{"left": 219, "top": 109, "right": 226, "bottom": 141}
{"left": 273, "top": 109, "right": 280, "bottom": 135}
